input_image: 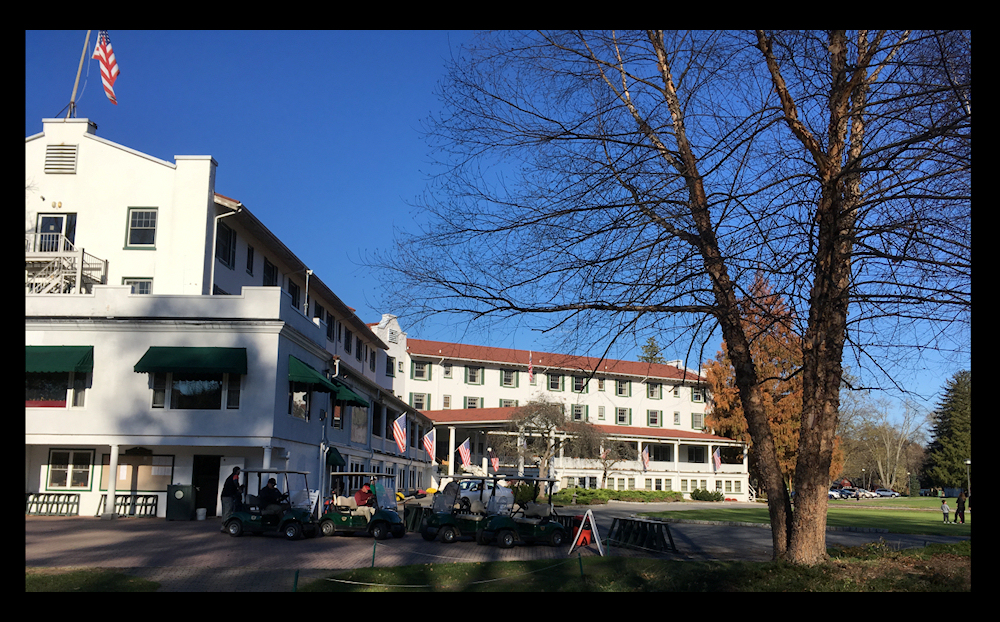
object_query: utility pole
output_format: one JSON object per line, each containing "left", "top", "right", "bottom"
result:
{"left": 66, "top": 31, "right": 92, "bottom": 119}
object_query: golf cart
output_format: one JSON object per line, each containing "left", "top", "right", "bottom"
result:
{"left": 223, "top": 470, "right": 319, "bottom": 540}
{"left": 319, "top": 472, "right": 405, "bottom": 540}
{"left": 420, "top": 475, "right": 512, "bottom": 544}
{"left": 478, "top": 476, "right": 569, "bottom": 548}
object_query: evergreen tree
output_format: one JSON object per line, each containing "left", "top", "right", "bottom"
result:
{"left": 924, "top": 371, "right": 971, "bottom": 489}
{"left": 638, "top": 336, "right": 665, "bottom": 364}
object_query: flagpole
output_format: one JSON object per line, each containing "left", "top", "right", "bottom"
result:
{"left": 67, "top": 30, "right": 92, "bottom": 119}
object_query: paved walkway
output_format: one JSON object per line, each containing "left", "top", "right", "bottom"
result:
{"left": 26, "top": 502, "right": 970, "bottom": 591}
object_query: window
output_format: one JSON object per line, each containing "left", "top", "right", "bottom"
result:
{"left": 647, "top": 410, "right": 661, "bottom": 427}
{"left": 692, "top": 412, "right": 704, "bottom": 430}
{"left": 616, "top": 407, "right": 630, "bottom": 425}
{"left": 501, "top": 369, "right": 517, "bottom": 387}
{"left": 465, "top": 396, "right": 482, "bottom": 409}
{"left": 123, "top": 278, "right": 153, "bottom": 294}
{"left": 386, "top": 356, "right": 396, "bottom": 377}
{"left": 47, "top": 449, "right": 92, "bottom": 490}
{"left": 246, "top": 245, "right": 255, "bottom": 275}
{"left": 443, "top": 363, "right": 452, "bottom": 378}
{"left": 413, "top": 361, "right": 429, "bottom": 380}
{"left": 598, "top": 378, "right": 605, "bottom": 391}
{"left": 466, "top": 366, "right": 483, "bottom": 385}
{"left": 356, "top": 336, "right": 363, "bottom": 361}
{"left": 288, "top": 281, "right": 300, "bottom": 310}
{"left": 442, "top": 395, "right": 451, "bottom": 409}
{"left": 26, "top": 372, "right": 89, "bottom": 408}
{"left": 687, "top": 446, "right": 706, "bottom": 463}
{"left": 126, "top": 208, "right": 157, "bottom": 247}
{"left": 573, "top": 376, "right": 588, "bottom": 393}
{"left": 500, "top": 399, "right": 518, "bottom": 408}
{"left": 263, "top": 258, "right": 279, "bottom": 286}
{"left": 216, "top": 220, "right": 236, "bottom": 269}
{"left": 151, "top": 373, "right": 241, "bottom": 410}
{"left": 616, "top": 379, "right": 630, "bottom": 397}
{"left": 33, "top": 213, "right": 76, "bottom": 251}
{"left": 547, "top": 373, "right": 562, "bottom": 391}
{"left": 344, "top": 330, "right": 353, "bottom": 355}
{"left": 598, "top": 406, "right": 605, "bottom": 421}
{"left": 647, "top": 382, "right": 661, "bottom": 399}
{"left": 673, "top": 387, "right": 680, "bottom": 398}
{"left": 288, "top": 382, "right": 310, "bottom": 420}
{"left": 411, "top": 393, "right": 428, "bottom": 410}
{"left": 369, "top": 349, "right": 376, "bottom": 372}
{"left": 571, "top": 404, "right": 587, "bottom": 421}
{"left": 674, "top": 411, "right": 681, "bottom": 425}
{"left": 692, "top": 388, "right": 705, "bottom": 403}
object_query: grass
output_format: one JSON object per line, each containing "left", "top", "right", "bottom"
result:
{"left": 296, "top": 539, "right": 970, "bottom": 592}
{"left": 25, "top": 567, "right": 160, "bottom": 592}
{"left": 638, "top": 499, "right": 972, "bottom": 537}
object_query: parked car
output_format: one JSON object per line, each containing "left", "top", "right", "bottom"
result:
{"left": 840, "top": 487, "right": 859, "bottom": 499}
{"left": 457, "top": 478, "right": 514, "bottom": 512}
{"left": 856, "top": 488, "right": 877, "bottom": 498}
{"left": 829, "top": 489, "right": 846, "bottom": 499}
{"left": 875, "top": 488, "right": 900, "bottom": 497}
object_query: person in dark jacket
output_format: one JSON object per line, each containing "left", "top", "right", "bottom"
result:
{"left": 956, "top": 491, "right": 967, "bottom": 524}
{"left": 220, "top": 466, "right": 241, "bottom": 531}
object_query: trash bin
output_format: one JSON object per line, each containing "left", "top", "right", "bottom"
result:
{"left": 166, "top": 485, "right": 196, "bottom": 521}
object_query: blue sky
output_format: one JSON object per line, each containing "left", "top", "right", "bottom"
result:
{"left": 25, "top": 30, "right": 967, "bottom": 419}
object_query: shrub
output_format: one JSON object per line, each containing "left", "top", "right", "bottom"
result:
{"left": 690, "top": 488, "right": 724, "bottom": 502}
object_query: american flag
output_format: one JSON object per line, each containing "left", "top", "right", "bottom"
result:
{"left": 422, "top": 427, "right": 435, "bottom": 456}
{"left": 713, "top": 448, "right": 722, "bottom": 471}
{"left": 488, "top": 447, "right": 499, "bottom": 473}
{"left": 528, "top": 351, "right": 534, "bottom": 383}
{"left": 92, "top": 30, "right": 120, "bottom": 105}
{"left": 641, "top": 446, "right": 650, "bottom": 472}
{"left": 392, "top": 413, "right": 406, "bottom": 453}
{"left": 458, "top": 438, "right": 471, "bottom": 467}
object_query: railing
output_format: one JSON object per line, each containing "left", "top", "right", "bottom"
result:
{"left": 26, "top": 493, "right": 80, "bottom": 516}
{"left": 25, "top": 234, "right": 107, "bottom": 295}
{"left": 95, "top": 494, "right": 159, "bottom": 517}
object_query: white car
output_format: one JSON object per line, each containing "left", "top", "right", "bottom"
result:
{"left": 456, "top": 479, "right": 514, "bottom": 512}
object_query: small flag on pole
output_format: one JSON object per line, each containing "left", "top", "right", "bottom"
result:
{"left": 458, "top": 438, "right": 471, "bottom": 467}
{"left": 392, "top": 413, "right": 406, "bottom": 453}
{"left": 713, "top": 448, "right": 722, "bottom": 471}
{"left": 422, "top": 427, "right": 436, "bottom": 456}
{"left": 528, "top": 351, "right": 534, "bottom": 383}
{"left": 92, "top": 30, "right": 120, "bottom": 105}
{"left": 488, "top": 447, "right": 499, "bottom": 473}
{"left": 641, "top": 446, "right": 650, "bottom": 472}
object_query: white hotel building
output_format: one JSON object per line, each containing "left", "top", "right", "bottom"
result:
{"left": 25, "top": 118, "right": 433, "bottom": 519}
{"left": 373, "top": 316, "right": 751, "bottom": 501}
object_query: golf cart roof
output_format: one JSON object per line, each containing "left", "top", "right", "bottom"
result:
{"left": 330, "top": 472, "right": 395, "bottom": 478}
{"left": 242, "top": 469, "right": 311, "bottom": 475}
{"left": 504, "top": 476, "right": 559, "bottom": 483}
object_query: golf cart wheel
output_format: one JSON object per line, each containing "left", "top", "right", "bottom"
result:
{"left": 498, "top": 530, "right": 516, "bottom": 549}
{"left": 371, "top": 521, "right": 388, "bottom": 540}
{"left": 549, "top": 529, "right": 566, "bottom": 547}
{"left": 320, "top": 519, "right": 336, "bottom": 537}
{"left": 284, "top": 522, "right": 303, "bottom": 540}
{"left": 225, "top": 519, "right": 243, "bottom": 537}
{"left": 441, "top": 526, "right": 458, "bottom": 544}
{"left": 391, "top": 525, "right": 405, "bottom": 539}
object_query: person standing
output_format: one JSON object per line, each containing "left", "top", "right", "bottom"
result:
{"left": 220, "top": 466, "right": 241, "bottom": 531}
{"left": 941, "top": 498, "right": 951, "bottom": 524}
{"left": 956, "top": 491, "right": 967, "bottom": 524}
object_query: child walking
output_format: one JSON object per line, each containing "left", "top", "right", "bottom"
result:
{"left": 941, "top": 499, "right": 951, "bottom": 524}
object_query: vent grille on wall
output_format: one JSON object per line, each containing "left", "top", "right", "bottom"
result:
{"left": 44, "top": 144, "right": 78, "bottom": 174}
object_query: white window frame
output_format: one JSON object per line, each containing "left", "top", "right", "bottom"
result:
{"left": 46, "top": 448, "right": 93, "bottom": 490}
{"left": 126, "top": 207, "right": 157, "bottom": 248}
{"left": 151, "top": 372, "right": 241, "bottom": 411}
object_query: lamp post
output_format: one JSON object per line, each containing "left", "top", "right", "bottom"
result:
{"left": 964, "top": 459, "right": 971, "bottom": 494}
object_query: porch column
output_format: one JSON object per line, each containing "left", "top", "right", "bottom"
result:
{"left": 101, "top": 444, "right": 119, "bottom": 520}
{"left": 447, "top": 426, "right": 456, "bottom": 477}
{"left": 262, "top": 445, "right": 272, "bottom": 470}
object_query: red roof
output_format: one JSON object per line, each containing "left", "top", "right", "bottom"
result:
{"left": 407, "top": 338, "right": 702, "bottom": 382}
{"left": 420, "top": 407, "right": 735, "bottom": 443}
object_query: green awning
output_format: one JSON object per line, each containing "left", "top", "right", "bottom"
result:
{"left": 288, "top": 356, "right": 368, "bottom": 406}
{"left": 134, "top": 347, "right": 247, "bottom": 374}
{"left": 326, "top": 446, "right": 346, "bottom": 467}
{"left": 26, "top": 346, "right": 94, "bottom": 373}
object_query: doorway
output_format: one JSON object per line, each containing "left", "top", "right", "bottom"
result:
{"left": 192, "top": 455, "right": 221, "bottom": 517}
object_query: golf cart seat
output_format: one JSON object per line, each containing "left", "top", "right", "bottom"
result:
{"left": 337, "top": 495, "right": 369, "bottom": 517}
{"left": 468, "top": 499, "right": 487, "bottom": 514}
{"left": 246, "top": 494, "right": 260, "bottom": 511}
{"left": 523, "top": 502, "right": 551, "bottom": 519}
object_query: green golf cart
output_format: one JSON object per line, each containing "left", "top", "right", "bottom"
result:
{"left": 478, "top": 476, "right": 568, "bottom": 548}
{"left": 319, "top": 472, "right": 405, "bottom": 540}
{"left": 223, "top": 470, "right": 319, "bottom": 540}
{"left": 420, "top": 475, "right": 512, "bottom": 544}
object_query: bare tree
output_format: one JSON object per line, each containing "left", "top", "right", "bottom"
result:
{"left": 371, "top": 30, "right": 970, "bottom": 564}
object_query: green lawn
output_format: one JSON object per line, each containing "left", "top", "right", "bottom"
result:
{"left": 640, "top": 498, "right": 972, "bottom": 537}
